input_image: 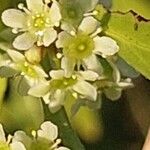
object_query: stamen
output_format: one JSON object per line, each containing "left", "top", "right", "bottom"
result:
{"left": 91, "top": 27, "right": 102, "bottom": 38}
{"left": 51, "top": 139, "right": 61, "bottom": 149}
{"left": 56, "top": 53, "right": 63, "bottom": 59}
{"left": 6, "top": 135, "right": 12, "bottom": 144}
{"left": 84, "top": 10, "right": 98, "bottom": 17}
{"left": 72, "top": 92, "right": 78, "bottom": 99}
{"left": 72, "top": 75, "right": 77, "bottom": 80}
{"left": 18, "top": 3, "right": 31, "bottom": 14}
{"left": 70, "top": 30, "right": 76, "bottom": 36}
{"left": 31, "top": 130, "right": 37, "bottom": 138}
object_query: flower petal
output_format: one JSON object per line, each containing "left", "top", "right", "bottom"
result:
{"left": 28, "top": 81, "right": 50, "bottom": 97}
{"left": 49, "top": 70, "right": 64, "bottom": 79}
{"left": 83, "top": 54, "right": 103, "bottom": 74}
{"left": 78, "top": 70, "right": 99, "bottom": 81}
{"left": 48, "top": 90, "right": 65, "bottom": 113}
{"left": 33, "top": 65, "right": 48, "bottom": 78}
{"left": 93, "top": 36, "right": 119, "bottom": 57}
{"left": 61, "top": 57, "right": 76, "bottom": 77}
{"left": 13, "top": 33, "right": 37, "bottom": 50}
{"left": 2, "top": 9, "right": 26, "bottom": 28}
{"left": 56, "top": 31, "right": 72, "bottom": 48}
{"left": 13, "top": 131, "right": 32, "bottom": 149}
{"left": 73, "top": 80, "right": 97, "bottom": 101}
{"left": 57, "top": 147, "right": 70, "bottom": 150}
{"left": 78, "top": 16, "right": 99, "bottom": 35}
{"left": 26, "top": 0, "right": 43, "bottom": 11}
{"left": 43, "top": 28, "right": 57, "bottom": 47}
{"left": 50, "top": 0, "right": 61, "bottom": 26}
{"left": 7, "top": 50, "right": 25, "bottom": 63}
{"left": 37, "top": 121, "right": 58, "bottom": 141}
{"left": 0, "top": 124, "right": 6, "bottom": 142}
{"left": 10, "top": 142, "right": 26, "bottom": 150}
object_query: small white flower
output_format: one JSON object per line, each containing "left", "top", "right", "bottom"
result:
{"left": 56, "top": 16, "right": 119, "bottom": 77}
{"left": 0, "top": 123, "right": 26, "bottom": 150}
{"left": 0, "top": 49, "right": 48, "bottom": 86}
{"left": 1, "top": 0, "right": 61, "bottom": 50}
{"left": 13, "top": 121, "right": 70, "bottom": 150}
{"left": 28, "top": 70, "right": 99, "bottom": 113}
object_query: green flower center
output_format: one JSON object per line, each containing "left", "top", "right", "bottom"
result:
{"left": 0, "top": 142, "right": 10, "bottom": 150}
{"left": 30, "top": 138, "right": 53, "bottom": 150}
{"left": 28, "top": 13, "right": 50, "bottom": 31}
{"left": 64, "top": 33, "right": 94, "bottom": 59}
{"left": 51, "top": 76, "right": 77, "bottom": 89}
{"left": 17, "top": 62, "right": 37, "bottom": 77}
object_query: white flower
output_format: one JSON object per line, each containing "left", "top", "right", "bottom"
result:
{"left": 0, "top": 123, "right": 26, "bottom": 150}
{"left": 13, "top": 121, "right": 70, "bottom": 150}
{"left": 56, "top": 16, "right": 119, "bottom": 77}
{"left": 0, "top": 49, "right": 48, "bottom": 86}
{"left": 28, "top": 70, "right": 99, "bottom": 113}
{"left": 1, "top": 0, "right": 61, "bottom": 50}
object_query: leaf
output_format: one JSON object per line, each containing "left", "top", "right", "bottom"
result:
{"left": 0, "top": 66, "right": 19, "bottom": 77}
{"left": 105, "top": 13, "right": 150, "bottom": 79}
{"left": 43, "top": 103, "right": 85, "bottom": 150}
{"left": 111, "top": 0, "right": 150, "bottom": 19}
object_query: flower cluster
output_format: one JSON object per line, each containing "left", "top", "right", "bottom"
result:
{"left": 0, "top": 122, "right": 70, "bottom": 150}
{"left": 0, "top": 0, "right": 133, "bottom": 113}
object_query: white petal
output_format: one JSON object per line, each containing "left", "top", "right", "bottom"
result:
{"left": 7, "top": 50, "right": 25, "bottom": 63}
{"left": 50, "top": 0, "right": 61, "bottom": 25}
{"left": 83, "top": 54, "right": 103, "bottom": 74}
{"left": 13, "top": 131, "right": 32, "bottom": 149}
{"left": 93, "top": 36, "right": 119, "bottom": 57}
{"left": 10, "top": 142, "right": 26, "bottom": 150}
{"left": 13, "top": 33, "right": 37, "bottom": 50}
{"left": 78, "top": 16, "right": 99, "bottom": 34}
{"left": 37, "top": 121, "right": 58, "bottom": 141}
{"left": 78, "top": 70, "right": 99, "bottom": 81}
{"left": 28, "top": 81, "right": 50, "bottom": 97}
{"left": 56, "top": 31, "right": 72, "bottom": 48}
{"left": 2, "top": 9, "right": 26, "bottom": 28}
{"left": 61, "top": 21, "right": 75, "bottom": 33}
{"left": 0, "top": 124, "right": 6, "bottom": 142}
{"left": 61, "top": 57, "right": 76, "bottom": 77}
{"left": 26, "top": 0, "right": 43, "bottom": 11}
{"left": 73, "top": 81, "right": 97, "bottom": 101}
{"left": 33, "top": 65, "right": 48, "bottom": 78}
{"left": 50, "top": 70, "right": 64, "bottom": 79}
{"left": 43, "top": 28, "right": 57, "bottom": 47}
{"left": 57, "top": 147, "right": 70, "bottom": 150}
{"left": 48, "top": 90, "right": 65, "bottom": 113}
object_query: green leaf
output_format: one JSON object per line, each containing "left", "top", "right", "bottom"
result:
{"left": 0, "top": 66, "right": 19, "bottom": 77}
{"left": 111, "top": 0, "right": 150, "bottom": 19}
{"left": 43, "top": 103, "right": 85, "bottom": 150}
{"left": 105, "top": 13, "right": 150, "bottom": 79}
